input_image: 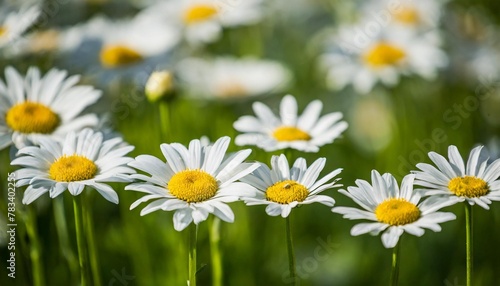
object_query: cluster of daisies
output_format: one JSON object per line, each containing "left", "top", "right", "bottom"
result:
{"left": 3, "top": 65, "right": 500, "bottom": 250}
{"left": 2, "top": 0, "right": 291, "bottom": 102}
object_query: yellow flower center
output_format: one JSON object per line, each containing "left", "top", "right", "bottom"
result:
{"left": 5, "top": 102, "right": 60, "bottom": 134}
{"left": 394, "top": 7, "right": 420, "bottom": 25}
{"left": 0, "top": 26, "right": 7, "bottom": 37}
{"left": 448, "top": 176, "right": 489, "bottom": 198}
{"left": 363, "top": 42, "right": 406, "bottom": 67}
{"left": 266, "top": 180, "right": 309, "bottom": 204}
{"left": 216, "top": 82, "right": 248, "bottom": 98}
{"left": 183, "top": 5, "right": 218, "bottom": 24}
{"left": 99, "top": 45, "right": 143, "bottom": 68}
{"left": 273, "top": 126, "right": 311, "bottom": 142}
{"left": 168, "top": 170, "right": 218, "bottom": 203}
{"left": 375, "top": 198, "right": 420, "bottom": 226}
{"left": 49, "top": 155, "right": 98, "bottom": 182}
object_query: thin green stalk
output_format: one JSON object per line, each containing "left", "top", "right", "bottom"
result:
{"left": 83, "top": 191, "right": 102, "bottom": 286}
{"left": 53, "top": 197, "right": 79, "bottom": 282}
{"left": 73, "top": 196, "right": 89, "bottom": 286}
{"left": 284, "top": 148, "right": 294, "bottom": 164}
{"left": 209, "top": 217, "right": 223, "bottom": 286}
{"left": 286, "top": 216, "right": 297, "bottom": 285}
{"left": 189, "top": 223, "right": 198, "bottom": 286}
{"left": 390, "top": 240, "right": 401, "bottom": 286}
{"left": 159, "top": 100, "right": 171, "bottom": 142}
{"left": 465, "top": 203, "right": 473, "bottom": 286}
{"left": 25, "top": 206, "right": 45, "bottom": 286}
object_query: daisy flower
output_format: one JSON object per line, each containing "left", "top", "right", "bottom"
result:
{"left": 320, "top": 24, "right": 447, "bottom": 94}
{"left": 0, "top": 3, "right": 40, "bottom": 48}
{"left": 414, "top": 145, "right": 500, "bottom": 209}
{"left": 59, "top": 15, "right": 179, "bottom": 83}
{"left": 11, "top": 128, "right": 135, "bottom": 204}
{"left": 125, "top": 136, "right": 259, "bottom": 231}
{"left": 361, "top": 0, "right": 445, "bottom": 31}
{"left": 233, "top": 94, "right": 348, "bottom": 152}
{"left": 0, "top": 66, "right": 101, "bottom": 150}
{"left": 176, "top": 57, "right": 291, "bottom": 101}
{"left": 138, "top": 0, "right": 263, "bottom": 44}
{"left": 240, "top": 154, "right": 341, "bottom": 217}
{"left": 332, "top": 170, "right": 456, "bottom": 248}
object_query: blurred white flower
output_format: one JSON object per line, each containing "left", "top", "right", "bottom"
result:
{"left": 361, "top": 0, "right": 445, "bottom": 31}
{"left": 138, "top": 0, "right": 264, "bottom": 44}
{"left": 176, "top": 57, "right": 290, "bottom": 101}
{"left": 59, "top": 15, "right": 179, "bottom": 83}
{"left": 321, "top": 24, "right": 447, "bottom": 94}
{"left": 0, "top": 3, "right": 40, "bottom": 48}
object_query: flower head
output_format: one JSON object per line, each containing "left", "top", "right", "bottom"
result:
{"left": 59, "top": 15, "right": 179, "bottom": 84}
{"left": 0, "top": 4, "right": 40, "bottom": 48}
{"left": 240, "top": 154, "right": 341, "bottom": 218}
{"left": 138, "top": 0, "right": 263, "bottom": 44}
{"left": 414, "top": 145, "right": 500, "bottom": 209}
{"left": 321, "top": 24, "right": 447, "bottom": 94}
{"left": 11, "top": 129, "right": 135, "bottom": 204}
{"left": 126, "top": 136, "right": 259, "bottom": 231}
{"left": 332, "top": 171, "right": 456, "bottom": 248}
{"left": 234, "top": 95, "right": 348, "bottom": 152}
{"left": 176, "top": 57, "right": 290, "bottom": 101}
{"left": 0, "top": 66, "right": 101, "bottom": 150}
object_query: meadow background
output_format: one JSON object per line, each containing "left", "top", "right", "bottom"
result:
{"left": 1, "top": 0, "right": 500, "bottom": 285}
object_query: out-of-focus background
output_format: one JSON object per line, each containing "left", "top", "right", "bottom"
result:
{"left": 1, "top": 0, "right": 500, "bottom": 285}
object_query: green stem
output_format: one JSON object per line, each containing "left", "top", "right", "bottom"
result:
{"left": 465, "top": 203, "right": 473, "bottom": 286}
{"left": 73, "top": 196, "right": 89, "bottom": 286}
{"left": 189, "top": 223, "right": 198, "bottom": 286}
{"left": 159, "top": 100, "right": 171, "bottom": 142}
{"left": 286, "top": 216, "right": 297, "bottom": 285}
{"left": 209, "top": 217, "right": 223, "bottom": 286}
{"left": 25, "top": 206, "right": 45, "bottom": 286}
{"left": 83, "top": 191, "right": 102, "bottom": 286}
{"left": 390, "top": 240, "right": 401, "bottom": 286}
{"left": 284, "top": 148, "right": 294, "bottom": 164}
{"left": 53, "top": 197, "right": 79, "bottom": 282}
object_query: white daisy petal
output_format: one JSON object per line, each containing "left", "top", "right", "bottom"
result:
{"left": 429, "top": 152, "right": 457, "bottom": 179}
{"left": 466, "top": 146, "right": 484, "bottom": 176}
{"left": 141, "top": 199, "right": 169, "bottom": 216}
{"left": 173, "top": 208, "right": 194, "bottom": 231}
{"left": 22, "top": 186, "right": 49, "bottom": 205}
{"left": 280, "top": 95, "right": 298, "bottom": 126}
{"left": 351, "top": 222, "right": 387, "bottom": 236}
{"left": 297, "top": 100, "right": 322, "bottom": 131}
{"left": 381, "top": 227, "right": 404, "bottom": 248}
{"left": 448, "top": 145, "right": 465, "bottom": 175}
{"left": 265, "top": 204, "right": 283, "bottom": 216}
{"left": 202, "top": 136, "right": 230, "bottom": 175}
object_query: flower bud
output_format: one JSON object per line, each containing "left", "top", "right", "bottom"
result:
{"left": 145, "top": 71, "right": 174, "bottom": 102}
